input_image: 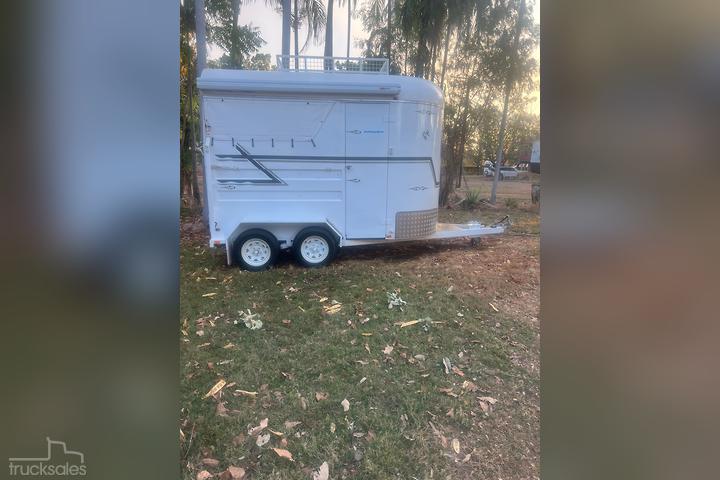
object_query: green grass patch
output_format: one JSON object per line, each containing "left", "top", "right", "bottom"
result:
{"left": 181, "top": 210, "right": 539, "bottom": 479}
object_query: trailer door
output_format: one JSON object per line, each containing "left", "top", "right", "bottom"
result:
{"left": 345, "top": 103, "right": 389, "bottom": 239}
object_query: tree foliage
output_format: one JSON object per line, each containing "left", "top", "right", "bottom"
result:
{"left": 181, "top": 0, "right": 539, "bottom": 207}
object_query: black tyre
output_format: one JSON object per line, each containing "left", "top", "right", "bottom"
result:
{"left": 293, "top": 227, "right": 338, "bottom": 268}
{"left": 233, "top": 229, "right": 279, "bottom": 271}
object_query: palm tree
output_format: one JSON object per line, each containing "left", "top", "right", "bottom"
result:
{"left": 292, "top": 0, "right": 327, "bottom": 65}
{"left": 324, "top": 0, "right": 335, "bottom": 69}
{"left": 387, "top": 0, "right": 392, "bottom": 64}
{"left": 293, "top": 0, "right": 299, "bottom": 62}
{"left": 366, "top": 0, "right": 392, "bottom": 64}
{"left": 345, "top": 0, "right": 357, "bottom": 59}
{"left": 282, "top": 0, "right": 291, "bottom": 66}
{"left": 195, "top": 0, "right": 207, "bottom": 73}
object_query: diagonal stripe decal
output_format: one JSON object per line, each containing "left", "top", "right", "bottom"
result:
{"left": 217, "top": 143, "right": 286, "bottom": 186}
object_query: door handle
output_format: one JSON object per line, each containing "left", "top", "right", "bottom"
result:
{"left": 346, "top": 178, "right": 360, "bottom": 182}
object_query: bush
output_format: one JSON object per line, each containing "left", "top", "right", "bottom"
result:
{"left": 463, "top": 189, "right": 483, "bottom": 209}
{"left": 504, "top": 198, "right": 519, "bottom": 209}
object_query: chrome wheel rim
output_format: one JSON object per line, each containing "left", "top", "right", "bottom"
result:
{"left": 300, "top": 235, "right": 329, "bottom": 263}
{"left": 241, "top": 238, "right": 271, "bottom": 267}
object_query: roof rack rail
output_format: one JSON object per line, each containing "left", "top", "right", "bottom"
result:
{"left": 276, "top": 55, "right": 389, "bottom": 74}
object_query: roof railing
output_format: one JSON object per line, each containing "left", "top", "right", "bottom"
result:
{"left": 276, "top": 55, "right": 389, "bottom": 74}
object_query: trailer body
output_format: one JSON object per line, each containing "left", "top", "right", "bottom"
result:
{"left": 197, "top": 58, "right": 504, "bottom": 268}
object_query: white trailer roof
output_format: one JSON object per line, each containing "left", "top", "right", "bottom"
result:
{"left": 197, "top": 69, "right": 442, "bottom": 106}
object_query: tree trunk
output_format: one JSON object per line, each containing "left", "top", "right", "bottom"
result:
{"left": 439, "top": 20, "right": 450, "bottom": 90}
{"left": 439, "top": 142, "right": 455, "bottom": 206}
{"left": 429, "top": 40, "right": 437, "bottom": 81}
{"left": 490, "top": 0, "right": 525, "bottom": 204}
{"left": 187, "top": 78, "right": 201, "bottom": 207}
{"left": 346, "top": 0, "right": 352, "bottom": 59}
{"left": 180, "top": 92, "right": 190, "bottom": 198}
{"left": 231, "top": 0, "right": 240, "bottom": 67}
{"left": 194, "top": 0, "right": 207, "bottom": 74}
{"left": 293, "top": 0, "right": 299, "bottom": 69}
{"left": 455, "top": 75, "right": 472, "bottom": 188}
{"left": 386, "top": 0, "right": 392, "bottom": 63}
{"left": 414, "top": 31, "right": 426, "bottom": 78}
{"left": 282, "top": 0, "right": 291, "bottom": 68}
{"left": 324, "top": 0, "right": 334, "bottom": 69}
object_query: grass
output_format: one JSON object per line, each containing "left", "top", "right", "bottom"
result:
{"left": 462, "top": 190, "right": 483, "bottom": 210}
{"left": 180, "top": 206, "right": 539, "bottom": 479}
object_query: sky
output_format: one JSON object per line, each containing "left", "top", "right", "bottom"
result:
{"left": 208, "top": 1, "right": 369, "bottom": 61}
{"left": 208, "top": 0, "right": 540, "bottom": 114}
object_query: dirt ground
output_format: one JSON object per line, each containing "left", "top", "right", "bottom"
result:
{"left": 460, "top": 175, "right": 539, "bottom": 200}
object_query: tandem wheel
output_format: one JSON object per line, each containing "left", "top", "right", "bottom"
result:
{"left": 293, "top": 227, "right": 338, "bottom": 268}
{"left": 233, "top": 229, "right": 280, "bottom": 271}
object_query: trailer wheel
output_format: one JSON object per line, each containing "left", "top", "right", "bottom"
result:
{"left": 293, "top": 227, "right": 337, "bottom": 268}
{"left": 234, "top": 229, "right": 279, "bottom": 271}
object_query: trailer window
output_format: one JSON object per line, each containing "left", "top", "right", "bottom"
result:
{"left": 205, "top": 98, "right": 333, "bottom": 140}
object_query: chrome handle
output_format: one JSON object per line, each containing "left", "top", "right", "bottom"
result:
{"left": 347, "top": 178, "right": 360, "bottom": 183}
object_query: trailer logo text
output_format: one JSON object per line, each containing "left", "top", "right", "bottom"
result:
{"left": 8, "top": 438, "right": 86, "bottom": 476}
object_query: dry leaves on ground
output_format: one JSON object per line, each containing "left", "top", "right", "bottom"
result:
{"left": 341, "top": 398, "right": 350, "bottom": 412}
{"left": 219, "top": 466, "right": 245, "bottom": 479}
{"left": 478, "top": 396, "right": 498, "bottom": 415}
{"left": 256, "top": 433, "right": 271, "bottom": 447}
{"left": 233, "top": 389, "right": 257, "bottom": 398}
{"left": 215, "top": 402, "right": 229, "bottom": 417}
{"left": 396, "top": 319, "right": 421, "bottom": 328}
{"left": 387, "top": 291, "right": 407, "bottom": 310}
{"left": 271, "top": 448, "right": 294, "bottom": 461}
{"left": 204, "top": 379, "right": 227, "bottom": 399}
{"left": 442, "top": 357, "right": 452, "bottom": 374}
{"left": 312, "top": 462, "right": 329, "bottom": 480}
{"left": 323, "top": 302, "right": 342, "bottom": 315}
{"left": 248, "top": 418, "right": 268, "bottom": 436}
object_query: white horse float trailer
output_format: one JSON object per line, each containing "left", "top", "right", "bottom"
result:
{"left": 197, "top": 56, "right": 506, "bottom": 270}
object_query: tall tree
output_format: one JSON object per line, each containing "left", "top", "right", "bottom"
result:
{"left": 345, "top": 0, "right": 357, "bottom": 59}
{"left": 490, "top": 0, "right": 526, "bottom": 204}
{"left": 387, "top": 0, "right": 392, "bottom": 64}
{"left": 399, "top": 0, "right": 446, "bottom": 78}
{"left": 206, "top": 0, "right": 265, "bottom": 68}
{"left": 324, "top": 0, "right": 335, "bottom": 69}
{"left": 439, "top": 0, "right": 477, "bottom": 89}
{"left": 290, "top": 0, "right": 326, "bottom": 66}
{"left": 293, "top": 0, "right": 300, "bottom": 61}
{"left": 195, "top": 0, "right": 208, "bottom": 74}
{"left": 282, "top": 0, "right": 291, "bottom": 66}
{"left": 231, "top": 0, "right": 241, "bottom": 65}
